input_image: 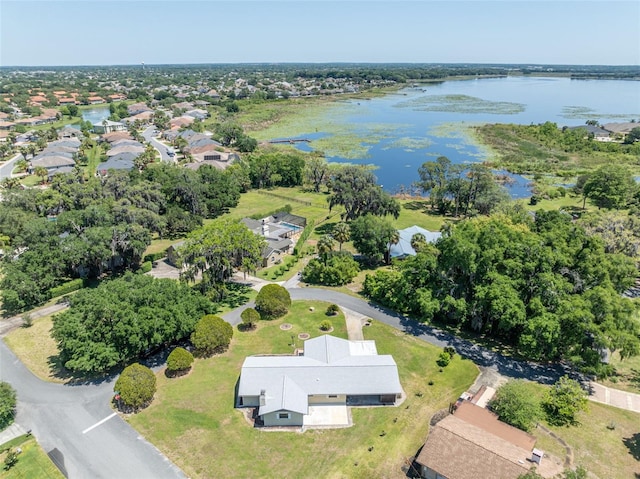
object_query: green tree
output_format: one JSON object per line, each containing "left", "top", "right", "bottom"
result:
{"left": 583, "top": 165, "right": 635, "bottom": 209}
{"left": 166, "top": 347, "right": 194, "bottom": 374}
{"left": 350, "top": 214, "right": 397, "bottom": 264}
{"left": 489, "top": 380, "right": 542, "bottom": 432}
{"left": 332, "top": 222, "right": 350, "bottom": 251}
{"left": 543, "top": 376, "right": 588, "bottom": 426}
{"left": 304, "top": 154, "right": 329, "bottom": 192}
{"left": 178, "top": 219, "right": 264, "bottom": 298}
{"left": 317, "top": 234, "right": 335, "bottom": 264}
{"left": 240, "top": 307, "right": 260, "bottom": 330}
{"left": 302, "top": 251, "right": 360, "bottom": 286}
{"left": 34, "top": 166, "right": 48, "bottom": 184}
{"left": 387, "top": 229, "right": 400, "bottom": 264}
{"left": 255, "top": 284, "right": 291, "bottom": 320}
{"left": 190, "top": 315, "right": 233, "bottom": 356}
{"left": 114, "top": 363, "right": 156, "bottom": 411}
{"left": 0, "top": 382, "right": 17, "bottom": 431}
{"left": 328, "top": 165, "right": 400, "bottom": 220}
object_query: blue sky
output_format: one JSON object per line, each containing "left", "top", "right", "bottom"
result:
{"left": 1, "top": 1, "right": 639, "bottom": 66}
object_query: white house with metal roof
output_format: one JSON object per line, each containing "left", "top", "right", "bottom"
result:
{"left": 237, "top": 335, "right": 403, "bottom": 427}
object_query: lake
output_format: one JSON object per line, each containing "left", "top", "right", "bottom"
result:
{"left": 283, "top": 76, "right": 640, "bottom": 198}
{"left": 81, "top": 105, "right": 110, "bottom": 124}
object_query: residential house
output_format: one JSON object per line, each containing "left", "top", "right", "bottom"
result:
{"left": 101, "top": 131, "right": 133, "bottom": 143}
{"left": 29, "top": 155, "right": 76, "bottom": 174}
{"left": 58, "top": 126, "right": 84, "bottom": 140}
{"left": 127, "top": 102, "right": 153, "bottom": 116}
{"left": 58, "top": 97, "right": 77, "bottom": 106}
{"left": 241, "top": 212, "right": 306, "bottom": 267}
{"left": 237, "top": 334, "right": 403, "bottom": 427}
{"left": 568, "top": 124, "right": 611, "bottom": 140}
{"left": 184, "top": 109, "right": 209, "bottom": 120}
{"left": 87, "top": 96, "right": 105, "bottom": 104}
{"left": 415, "top": 402, "right": 562, "bottom": 479}
{"left": 97, "top": 153, "right": 136, "bottom": 174}
{"left": 169, "top": 116, "right": 195, "bottom": 129}
{"left": 388, "top": 225, "right": 442, "bottom": 259}
{"left": 93, "top": 120, "right": 126, "bottom": 134}
{"left": 603, "top": 122, "right": 638, "bottom": 137}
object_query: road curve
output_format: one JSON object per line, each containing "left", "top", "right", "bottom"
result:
{"left": 0, "top": 341, "right": 186, "bottom": 479}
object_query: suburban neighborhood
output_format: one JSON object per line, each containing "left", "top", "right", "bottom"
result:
{"left": 1, "top": 4, "right": 640, "bottom": 477}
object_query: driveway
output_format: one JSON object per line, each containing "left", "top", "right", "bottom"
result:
{"left": 142, "top": 126, "right": 175, "bottom": 163}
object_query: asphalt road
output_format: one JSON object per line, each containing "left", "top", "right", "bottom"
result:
{"left": 0, "top": 342, "right": 186, "bottom": 479}
{"left": 0, "top": 153, "right": 22, "bottom": 179}
{"left": 284, "top": 287, "right": 580, "bottom": 386}
{"left": 142, "top": 126, "right": 175, "bottom": 163}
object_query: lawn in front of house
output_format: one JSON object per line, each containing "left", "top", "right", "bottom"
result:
{"left": 128, "top": 300, "right": 478, "bottom": 479}
{"left": 0, "top": 435, "right": 64, "bottom": 479}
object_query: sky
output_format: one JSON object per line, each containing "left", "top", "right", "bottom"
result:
{"left": 1, "top": 0, "right": 639, "bottom": 66}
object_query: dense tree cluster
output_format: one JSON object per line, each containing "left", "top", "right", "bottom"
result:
{"left": 0, "top": 164, "right": 241, "bottom": 313}
{"left": 51, "top": 273, "right": 214, "bottom": 373}
{"left": 363, "top": 211, "right": 640, "bottom": 369}
{"left": 243, "top": 150, "right": 306, "bottom": 189}
{"left": 302, "top": 251, "right": 360, "bottom": 286}
{"left": 0, "top": 382, "right": 17, "bottom": 431}
{"left": 417, "top": 156, "right": 509, "bottom": 216}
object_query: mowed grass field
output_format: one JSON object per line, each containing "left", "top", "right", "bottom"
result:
{"left": 129, "top": 300, "right": 478, "bottom": 479}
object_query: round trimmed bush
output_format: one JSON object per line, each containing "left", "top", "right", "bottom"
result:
{"left": 320, "top": 320, "right": 332, "bottom": 331}
{"left": 114, "top": 363, "right": 156, "bottom": 411}
{"left": 166, "top": 347, "right": 194, "bottom": 375}
{"left": 255, "top": 284, "right": 291, "bottom": 320}
{"left": 240, "top": 307, "right": 260, "bottom": 330}
{"left": 190, "top": 315, "right": 233, "bottom": 357}
{"left": 436, "top": 351, "right": 451, "bottom": 368}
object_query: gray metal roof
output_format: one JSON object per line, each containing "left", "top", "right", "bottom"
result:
{"left": 389, "top": 225, "right": 441, "bottom": 259}
{"left": 238, "top": 335, "right": 402, "bottom": 403}
{"left": 259, "top": 375, "right": 308, "bottom": 416}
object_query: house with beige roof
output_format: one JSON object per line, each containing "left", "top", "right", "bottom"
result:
{"left": 415, "top": 401, "right": 563, "bottom": 479}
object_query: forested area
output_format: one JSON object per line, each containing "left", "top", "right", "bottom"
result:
{"left": 0, "top": 164, "right": 242, "bottom": 313}
{"left": 52, "top": 273, "right": 214, "bottom": 373}
{"left": 363, "top": 210, "right": 640, "bottom": 371}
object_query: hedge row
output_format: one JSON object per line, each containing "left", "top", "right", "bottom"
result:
{"left": 139, "top": 261, "right": 153, "bottom": 274}
{"left": 143, "top": 251, "right": 166, "bottom": 263}
{"left": 293, "top": 219, "right": 315, "bottom": 256}
{"left": 48, "top": 278, "right": 85, "bottom": 298}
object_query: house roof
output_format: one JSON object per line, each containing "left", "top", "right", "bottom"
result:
{"left": 238, "top": 335, "right": 402, "bottom": 404}
{"left": 453, "top": 402, "right": 536, "bottom": 451}
{"left": 31, "top": 155, "right": 75, "bottom": 169}
{"left": 568, "top": 125, "right": 610, "bottom": 136}
{"left": 107, "top": 144, "right": 145, "bottom": 156}
{"left": 259, "top": 375, "right": 308, "bottom": 416}
{"left": 97, "top": 156, "right": 135, "bottom": 172}
{"left": 415, "top": 415, "right": 532, "bottom": 479}
{"left": 93, "top": 119, "right": 124, "bottom": 127}
{"left": 389, "top": 225, "right": 441, "bottom": 258}
{"left": 603, "top": 122, "right": 638, "bottom": 134}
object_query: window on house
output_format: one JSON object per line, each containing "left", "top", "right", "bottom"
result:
{"left": 278, "top": 412, "right": 290, "bottom": 419}
{"left": 328, "top": 395, "right": 338, "bottom": 398}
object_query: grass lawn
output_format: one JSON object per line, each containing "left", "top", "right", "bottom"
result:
{"left": 601, "top": 351, "right": 640, "bottom": 394}
{"left": 4, "top": 315, "right": 67, "bottom": 383}
{"left": 0, "top": 435, "right": 64, "bottom": 479}
{"left": 85, "top": 144, "right": 103, "bottom": 176}
{"left": 144, "top": 237, "right": 179, "bottom": 257}
{"left": 128, "top": 301, "right": 478, "bottom": 479}
{"left": 18, "top": 175, "right": 40, "bottom": 187}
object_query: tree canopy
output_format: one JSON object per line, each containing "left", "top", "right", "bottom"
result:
{"left": 52, "top": 273, "right": 214, "bottom": 373}
{"left": 114, "top": 363, "right": 156, "bottom": 411}
{"left": 190, "top": 315, "right": 233, "bottom": 356}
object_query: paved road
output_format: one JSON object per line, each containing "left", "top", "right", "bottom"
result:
{"left": 0, "top": 341, "right": 186, "bottom": 478}
{"left": 0, "top": 153, "right": 23, "bottom": 179}
{"left": 142, "top": 126, "right": 175, "bottom": 163}
{"left": 285, "top": 287, "right": 580, "bottom": 386}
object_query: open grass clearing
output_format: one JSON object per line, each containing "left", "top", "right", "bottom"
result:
{"left": 600, "top": 351, "right": 640, "bottom": 394}
{"left": 0, "top": 435, "right": 64, "bottom": 479}
{"left": 128, "top": 300, "right": 478, "bottom": 479}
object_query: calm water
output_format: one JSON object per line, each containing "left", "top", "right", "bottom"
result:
{"left": 292, "top": 77, "right": 640, "bottom": 198}
{"left": 82, "top": 106, "right": 110, "bottom": 124}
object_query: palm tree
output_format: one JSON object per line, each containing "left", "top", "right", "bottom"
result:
{"left": 34, "top": 166, "right": 48, "bottom": 184}
{"left": 317, "top": 235, "right": 335, "bottom": 265}
{"left": 410, "top": 233, "right": 427, "bottom": 253}
{"left": 15, "top": 158, "right": 28, "bottom": 173}
{"left": 332, "top": 222, "right": 350, "bottom": 251}
{"left": 387, "top": 230, "right": 400, "bottom": 264}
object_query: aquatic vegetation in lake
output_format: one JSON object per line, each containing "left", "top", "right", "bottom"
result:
{"left": 383, "top": 137, "right": 434, "bottom": 151}
{"left": 394, "top": 94, "right": 526, "bottom": 115}
{"left": 561, "top": 106, "right": 639, "bottom": 120}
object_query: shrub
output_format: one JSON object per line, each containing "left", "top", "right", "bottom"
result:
{"left": 543, "top": 376, "right": 588, "bottom": 426}
{"left": 255, "top": 284, "right": 291, "bottom": 320}
{"left": 114, "top": 363, "right": 156, "bottom": 411}
{"left": 166, "top": 347, "right": 194, "bottom": 374}
{"left": 48, "top": 278, "right": 84, "bottom": 298}
{"left": 240, "top": 307, "right": 260, "bottom": 330}
{"left": 190, "top": 315, "right": 233, "bottom": 357}
{"left": 21, "top": 313, "right": 33, "bottom": 328}
{"left": 489, "top": 380, "right": 542, "bottom": 432}
{"left": 326, "top": 304, "right": 340, "bottom": 316}
{"left": 0, "top": 382, "right": 17, "bottom": 431}
{"left": 443, "top": 346, "right": 456, "bottom": 358}
{"left": 293, "top": 220, "right": 315, "bottom": 256}
{"left": 3, "top": 448, "right": 18, "bottom": 470}
{"left": 138, "top": 261, "right": 153, "bottom": 274}
{"left": 320, "top": 320, "right": 332, "bottom": 331}
{"left": 436, "top": 351, "right": 451, "bottom": 367}
{"left": 143, "top": 251, "right": 167, "bottom": 263}
{"left": 301, "top": 252, "right": 359, "bottom": 286}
